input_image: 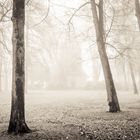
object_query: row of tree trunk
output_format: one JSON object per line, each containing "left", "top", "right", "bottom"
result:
{"left": 8, "top": 0, "right": 140, "bottom": 134}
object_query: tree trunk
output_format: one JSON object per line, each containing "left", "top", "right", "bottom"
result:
{"left": 135, "top": 0, "right": 140, "bottom": 30}
{"left": 0, "top": 54, "right": 2, "bottom": 92}
{"left": 25, "top": 9, "right": 29, "bottom": 94}
{"left": 8, "top": 0, "right": 31, "bottom": 134}
{"left": 123, "top": 61, "right": 127, "bottom": 88}
{"left": 135, "top": 0, "right": 140, "bottom": 92}
{"left": 90, "top": 0, "right": 120, "bottom": 112}
{"left": 129, "top": 61, "right": 138, "bottom": 94}
{"left": 139, "top": 70, "right": 140, "bottom": 90}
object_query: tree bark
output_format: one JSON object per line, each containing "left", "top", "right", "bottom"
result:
{"left": 90, "top": 0, "right": 120, "bottom": 112}
{"left": 135, "top": 0, "right": 140, "bottom": 92}
{"left": 25, "top": 8, "right": 29, "bottom": 95}
{"left": 8, "top": 0, "right": 31, "bottom": 134}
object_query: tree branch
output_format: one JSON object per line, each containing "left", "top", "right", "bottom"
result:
{"left": 68, "top": 2, "right": 91, "bottom": 24}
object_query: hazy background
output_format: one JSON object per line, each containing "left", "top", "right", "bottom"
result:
{"left": 0, "top": 0, "right": 140, "bottom": 93}
{"left": 1, "top": 0, "right": 140, "bottom": 139}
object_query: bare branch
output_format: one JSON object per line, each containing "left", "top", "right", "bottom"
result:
{"left": 106, "top": 42, "right": 131, "bottom": 59}
{"left": 68, "top": 2, "right": 91, "bottom": 24}
{"left": 104, "top": 9, "right": 115, "bottom": 41}
{"left": 31, "top": 0, "right": 50, "bottom": 28}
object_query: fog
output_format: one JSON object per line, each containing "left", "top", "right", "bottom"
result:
{"left": 0, "top": 0, "right": 140, "bottom": 139}
{"left": 0, "top": 0, "right": 140, "bottom": 93}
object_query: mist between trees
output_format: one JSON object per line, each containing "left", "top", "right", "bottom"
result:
{"left": 0, "top": 0, "right": 140, "bottom": 134}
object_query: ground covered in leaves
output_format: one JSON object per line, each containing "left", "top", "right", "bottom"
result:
{"left": 0, "top": 90, "right": 140, "bottom": 140}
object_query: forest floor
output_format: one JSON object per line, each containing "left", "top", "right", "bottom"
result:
{"left": 0, "top": 90, "right": 140, "bottom": 140}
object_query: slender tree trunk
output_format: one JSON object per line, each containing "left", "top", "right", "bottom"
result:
{"left": 0, "top": 54, "right": 2, "bottom": 92}
{"left": 4, "top": 62, "right": 9, "bottom": 91}
{"left": 135, "top": 0, "right": 140, "bottom": 30}
{"left": 92, "top": 60, "right": 100, "bottom": 82}
{"left": 122, "top": 59, "right": 128, "bottom": 89}
{"left": 129, "top": 61, "right": 138, "bottom": 94}
{"left": 135, "top": 0, "right": 140, "bottom": 92}
{"left": 127, "top": 49, "right": 138, "bottom": 94}
{"left": 139, "top": 70, "right": 140, "bottom": 90}
{"left": 8, "top": 0, "right": 31, "bottom": 134}
{"left": 90, "top": 0, "right": 120, "bottom": 112}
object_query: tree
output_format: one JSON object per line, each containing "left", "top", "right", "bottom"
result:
{"left": 135, "top": 0, "right": 140, "bottom": 30}
{"left": 8, "top": 0, "right": 31, "bottom": 133}
{"left": 90, "top": 0, "right": 120, "bottom": 112}
{"left": 135, "top": 0, "right": 140, "bottom": 92}
{"left": 128, "top": 59, "right": 138, "bottom": 94}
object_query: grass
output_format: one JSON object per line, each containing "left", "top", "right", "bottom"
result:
{"left": 0, "top": 90, "right": 140, "bottom": 140}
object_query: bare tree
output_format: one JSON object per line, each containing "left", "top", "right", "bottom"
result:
{"left": 135, "top": 0, "right": 140, "bottom": 30}
{"left": 129, "top": 60, "right": 138, "bottom": 94}
{"left": 90, "top": 0, "right": 120, "bottom": 112}
{"left": 8, "top": 0, "right": 31, "bottom": 133}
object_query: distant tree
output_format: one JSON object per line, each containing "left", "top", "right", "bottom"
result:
{"left": 135, "top": 0, "right": 140, "bottom": 30}
{"left": 8, "top": 0, "right": 31, "bottom": 133}
{"left": 128, "top": 59, "right": 138, "bottom": 94}
{"left": 90, "top": 0, "right": 120, "bottom": 112}
{"left": 135, "top": 0, "right": 140, "bottom": 91}
{"left": 0, "top": 0, "right": 12, "bottom": 92}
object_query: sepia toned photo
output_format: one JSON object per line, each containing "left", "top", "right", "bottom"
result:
{"left": 0, "top": 0, "right": 140, "bottom": 139}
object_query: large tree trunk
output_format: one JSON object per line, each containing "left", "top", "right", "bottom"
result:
{"left": 8, "top": 0, "right": 31, "bottom": 134}
{"left": 25, "top": 9, "right": 29, "bottom": 94}
{"left": 90, "top": 0, "right": 120, "bottom": 112}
